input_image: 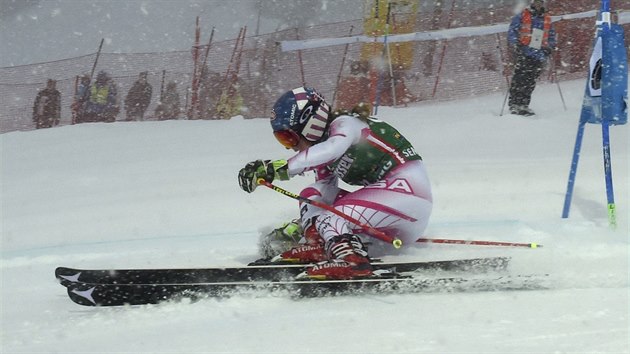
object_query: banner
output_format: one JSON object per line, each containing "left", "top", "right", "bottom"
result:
{"left": 360, "top": 0, "right": 418, "bottom": 70}
{"left": 580, "top": 23, "right": 628, "bottom": 125}
{"left": 280, "top": 10, "right": 613, "bottom": 53}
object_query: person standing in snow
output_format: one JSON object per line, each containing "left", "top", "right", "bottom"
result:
{"left": 124, "top": 71, "right": 153, "bottom": 121}
{"left": 507, "top": 0, "right": 556, "bottom": 116}
{"left": 238, "top": 87, "right": 432, "bottom": 280}
{"left": 82, "top": 70, "right": 119, "bottom": 123}
{"left": 32, "top": 79, "right": 61, "bottom": 129}
{"left": 72, "top": 74, "right": 91, "bottom": 124}
{"left": 154, "top": 81, "right": 181, "bottom": 120}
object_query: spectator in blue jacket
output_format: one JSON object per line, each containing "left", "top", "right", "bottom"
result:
{"left": 507, "top": 0, "right": 556, "bottom": 116}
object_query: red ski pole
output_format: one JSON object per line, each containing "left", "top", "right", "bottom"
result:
{"left": 416, "top": 238, "right": 542, "bottom": 249}
{"left": 257, "top": 179, "right": 403, "bottom": 249}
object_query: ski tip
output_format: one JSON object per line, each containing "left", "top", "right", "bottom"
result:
{"left": 67, "top": 284, "right": 98, "bottom": 306}
{"left": 55, "top": 267, "right": 81, "bottom": 287}
{"left": 55, "top": 266, "right": 72, "bottom": 277}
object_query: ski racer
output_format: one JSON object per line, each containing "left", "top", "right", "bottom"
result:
{"left": 238, "top": 87, "right": 432, "bottom": 279}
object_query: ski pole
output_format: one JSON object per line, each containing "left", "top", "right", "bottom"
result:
{"left": 497, "top": 33, "right": 511, "bottom": 117}
{"left": 331, "top": 25, "right": 354, "bottom": 108}
{"left": 550, "top": 51, "right": 567, "bottom": 111}
{"left": 89, "top": 38, "right": 105, "bottom": 83}
{"left": 416, "top": 238, "right": 542, "bottom": 248}
{"left": 499, "top": 88, "right": 510, "bottom": 116}
{"left": 257, "top": 179, "right": 403, "bottom": 249}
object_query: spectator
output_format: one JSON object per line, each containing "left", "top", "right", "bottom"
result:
{"left": 197, "top": 69, "right": 223, "bottom": 119}
{"left": 507, "top": 0, "right": 556, "bottom": 116}
{"left": 82, "top": 70, "right": 119, "bottom": 123}
{"left": 72, "top": 74, "right": 90, "bottom": 124}
{"left": 155, "top": 81, "right": 180, "bottom": 120}
{"left": 124, "top": 71, "right": 153, "bottom": 121}
{"left": 32, "top": 79, "right": 61, "bottom": 129}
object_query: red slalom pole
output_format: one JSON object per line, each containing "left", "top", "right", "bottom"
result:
{"left": 257, "top": 179, "right": 402, "bottom": 249}
{"left": 416, "top": 238, "right": 542, "bottom": 249}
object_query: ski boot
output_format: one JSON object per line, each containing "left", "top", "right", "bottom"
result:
{"left": 269, "top": 225, "right": 326, "bottom": 264}
{"left": 258, "top": 220, "right": 303, "bottom": 260}
{"left": 509, "top": 105, "right": 535, "bottom": 116}
{"left": 306, "top": 234, "right": 373, "bottom": 280}
{"left": 519, "top": 106, "right": 535, "bottom": 116}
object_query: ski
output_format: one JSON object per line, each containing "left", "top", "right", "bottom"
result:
{"left": 66, "top": 273, "right": 547, "bottom": 307}
{"left": 56, "top": 256, "right": 509, "bottom": 287}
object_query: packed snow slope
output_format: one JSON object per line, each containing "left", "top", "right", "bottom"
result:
{"left": 1, "top": 79, "right": 628, "bottom": 353}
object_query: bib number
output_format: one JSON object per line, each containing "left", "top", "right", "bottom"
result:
{"left": 529, "top": 28, "right": 543, "bottom": 49}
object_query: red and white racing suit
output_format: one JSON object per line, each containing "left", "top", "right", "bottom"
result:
{"left": 287, "top": 115, "right": 432, "bottom": 256}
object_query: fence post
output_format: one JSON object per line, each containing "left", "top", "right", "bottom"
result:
{"left": 331, "top": 25, "right": 354, "bottom": 108}
{"left": 431, "top": 0, "right": 457, "bottom": 98}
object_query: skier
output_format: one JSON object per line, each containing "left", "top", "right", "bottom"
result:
{"left": 238, "top": 87, "right": 432, "bottom": 279}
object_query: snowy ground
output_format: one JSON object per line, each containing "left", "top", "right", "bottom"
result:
{"left": 1, "top": 79, "right": 628, "bottom": 353}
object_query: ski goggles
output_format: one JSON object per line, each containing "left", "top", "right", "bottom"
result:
{"left": 273, "top": 129, "right": 301, "bottom": 149}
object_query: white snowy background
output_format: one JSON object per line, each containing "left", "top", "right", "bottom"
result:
{"left": 1, "top": 0, "right": 629, "bottom": 352}
{"left": 0, "top": 0, "right": 363, "bottom": 68}
{"left": 1, "top": 79, "right": 628, "bottom": 353}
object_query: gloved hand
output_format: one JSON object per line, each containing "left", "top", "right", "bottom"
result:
{"left": 238, "top": 159, "right": 289, "bottom": 193}
{"left": 542, "top": 47, "right": 552, "bottom": 57}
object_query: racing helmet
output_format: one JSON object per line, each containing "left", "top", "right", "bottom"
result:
{"left": 270, "top": 87, "right": 331, "bottom": 148}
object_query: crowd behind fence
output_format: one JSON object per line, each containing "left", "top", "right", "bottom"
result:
{"left": 1, "top": 2, "right": 628, "bottom": 133}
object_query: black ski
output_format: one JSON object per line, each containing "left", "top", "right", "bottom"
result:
{"left": 56, "top": 257, "right": 509, "bottom": 287}
{"left": 66, "top": 272, "right": 547, "bottom": 307}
